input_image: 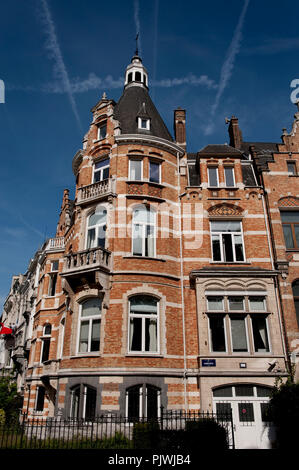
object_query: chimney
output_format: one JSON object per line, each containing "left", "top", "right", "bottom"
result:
{"left": 174, "top": 108, "right": 186, "bottom": 150}
{"left": 228, "top": 115, "right": 242, "bottom": 149}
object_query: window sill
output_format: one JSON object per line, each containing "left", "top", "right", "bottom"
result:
{"left": 126, "top": 353, "right": 163, "bottom": 357}
{"left": 285, "top": 249, "right": 299, "bottom": 252}
{"left": 210, "top": 261, "right": 250, "bottom": 265}
{"left": 70, "top": 353, "right": 100, "bottom": 358}
{"left": 123, "top": 256, "right": 166, "bottom": 262}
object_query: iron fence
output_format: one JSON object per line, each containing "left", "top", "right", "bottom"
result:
{"left": 0, "top": 409, "right": 234, "bottom": 449}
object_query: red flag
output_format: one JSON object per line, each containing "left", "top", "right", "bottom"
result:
{"left": 0, "top": 322, "right": 13, "bottom": 335}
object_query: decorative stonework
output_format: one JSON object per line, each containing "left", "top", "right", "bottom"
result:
{"left": 208, "top": 204, "right": 243, "bottom": 217}
{"left": 127, "top": 184, "right": 144, "bottom": 195}
{"left": 278, "top": 196, "right": 299, "bottom": 208}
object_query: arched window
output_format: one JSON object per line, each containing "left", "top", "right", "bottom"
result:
{"left": 70, "top": 384, "right": 97, "bottom": 420}
{"left": 129, "top": 295, "right": 159, "bottom": 353}
{"left": 86, "top": 207, "right": 107, "bottom": 249}
{"left": 126, "top": 384, "right": 161, "bottom": 420}
{"left": 78, "top": 298, "right": 102, "bottom": 353}
{"left": 292, "top": 280, "right": 299, "bottom": 327}
{"left": 132, "top": 205, "right": 156, "bottom": 257}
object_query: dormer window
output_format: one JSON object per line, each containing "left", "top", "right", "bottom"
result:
{"left": 138, "top": 117, "right": 150, "bottom": 130}
{"left": 97, "top": 122, "right": 107, "bottom": 140}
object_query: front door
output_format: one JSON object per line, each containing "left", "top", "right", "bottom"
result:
{"left": 213, "top": 384, "right": 275, "bottom": 449}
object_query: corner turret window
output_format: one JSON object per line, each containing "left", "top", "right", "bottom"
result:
{"left": 97, "top": 122, "right": 107, "bottom": 140}
{"left": 149, "top": 161, "right": 161, "bottom": 183}
{"left": 128, "top": 72, "right": 133, "bottom": 83}
{"left": 138, "top": 117, "right": 150, "bottom": 130}
{"left": 129, "top": 159, "right": 143, "bottom": 181}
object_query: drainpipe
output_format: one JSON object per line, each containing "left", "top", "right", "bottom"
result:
{"left": 177, "top": 151, "right": 188, "bottom": 411}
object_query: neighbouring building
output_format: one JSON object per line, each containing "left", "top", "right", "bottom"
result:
{"left": 2, "top": 52, "right": 299, "bottom": 449}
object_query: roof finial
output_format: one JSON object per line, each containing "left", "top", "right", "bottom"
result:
{"left": 135, "top": 32, "right": 139, "bottom": 56}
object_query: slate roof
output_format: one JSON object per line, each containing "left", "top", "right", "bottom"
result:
{"left": 198, "top": 144, "right": 244, "bottom": 156}
{"left": 240, "top": 141, "right": 279, "bottom": 170}
{"left": 114, "top": 86, "right": 173, "bottom": 141}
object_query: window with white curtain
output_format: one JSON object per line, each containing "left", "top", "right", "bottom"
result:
{"left": 129, "top": 159, "right": 143, "bottom": 180}
{"left": 77, "top": 298, "right": 102, "bottom": 353}
{"left": 132, "top": 205, "right": 156, "bottom": 257}
{"left": 206, "top": 294, "right": 270, "bottom": 354}
{"left": 128, "top": 296, "right": 159, "bottom": 353}
{"left": 86, "top": 207, "right": 107, "bottom": 249}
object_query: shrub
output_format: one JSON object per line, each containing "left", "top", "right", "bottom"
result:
{"left": 269, "top": 380, "right": 299, "bottom": 449}
{"left": 133, "top": 421, "right": 160, "bottom": 449}
{"left": 0, "top": 409, "right": 5, "bottom": 427}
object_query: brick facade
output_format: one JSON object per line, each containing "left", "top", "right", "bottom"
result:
{"left": 1, "top": 54, "right": 297, "bottom": 447}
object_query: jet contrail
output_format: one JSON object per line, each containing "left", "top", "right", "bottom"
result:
{"left": 39, "top": 0, "right": 82, "bottom": 132}
{"left": 204, "top": 0, "right": 250, "bottom": 135}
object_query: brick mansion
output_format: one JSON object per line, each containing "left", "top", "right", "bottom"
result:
{"left": 1, "top": 52, "right": 299, "bottom": 449}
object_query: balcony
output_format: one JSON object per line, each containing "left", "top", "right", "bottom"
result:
{"left": 45, "top": 237, "right": 65, "bottom": 252}
{"left": 77, "top": 178, "right": 116, "bottom": 205}
{"left": 62, "top": 247, "right": 111, "bottom": 290}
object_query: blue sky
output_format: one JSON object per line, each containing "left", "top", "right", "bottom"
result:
{"left": 1, "top": 0, "right": 299, "bottom": 312}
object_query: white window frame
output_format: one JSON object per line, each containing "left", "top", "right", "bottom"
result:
{"left": 248, "top": 296, "right": 267, "bottom": 312}
{"left": 207, "top": 296, "right": 225, "bottom": 311}
{"left": 250, "top": 314, "right": 271, "bottom": 353}
{"left": 138, "top": 117, "right": 150, "bottom": 130}
{"left": 149, "top": 161, "right": 161, "bottom": 184}
{"left": 128, "top": 296, "right": 160, "bottom": 354}
{"left": 129, "top": 159, "right": 143, "bottom": 181}
{"left": 40, "top": 324, "right": 51, "bottom": 363}
{"left": 76, "top": 299, "right": 102, "bottom": 354}
{"left": 58, "top": 316, "right": 65, "bottom": 360}
{"left": 210, "top": 220, "right": 246, "bottom": 263}
{"left": 208, "top": 167, "right": 219, "bottom": 187}
{"left": 205, "top": 292, "right": 271, "bottom": 355}
{"left": 131, "top": 206, "right": 156, "bottom": 257}
{"left": 93, "top": 158, "right": 110, "bottom": 183}
{"left": 224, "top": 166, "right": 235, "bottom": 187}
{"left": 97, "top": 122, "right": 107, "bottom": 140}
{"left": 227, "top": 296, "right": 245, "bottom": 311}
{"left": 85, "top": 208, "right": 107, "bottom": 250}
{"left": 228, "top": 314, "right": 249, "bottom": 353}
{"left": 125, "top": 384, "right": 161, "bottom": 419}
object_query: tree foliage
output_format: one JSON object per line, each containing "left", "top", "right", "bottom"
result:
{"left": 269, "top": 376, "right": 299, "bottom": 449}
{"left": 0, "top": 372, "right": 23, "bottom": 424}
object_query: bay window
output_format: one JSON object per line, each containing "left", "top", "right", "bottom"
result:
{"left": 129, "top": 295, "right": 159, "bottom": 353}
{"left": 206, "top": 294, "right": 270, "bottom": 354}
{"left": 211, "top": 220, "right": 245, "bottom": 262}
